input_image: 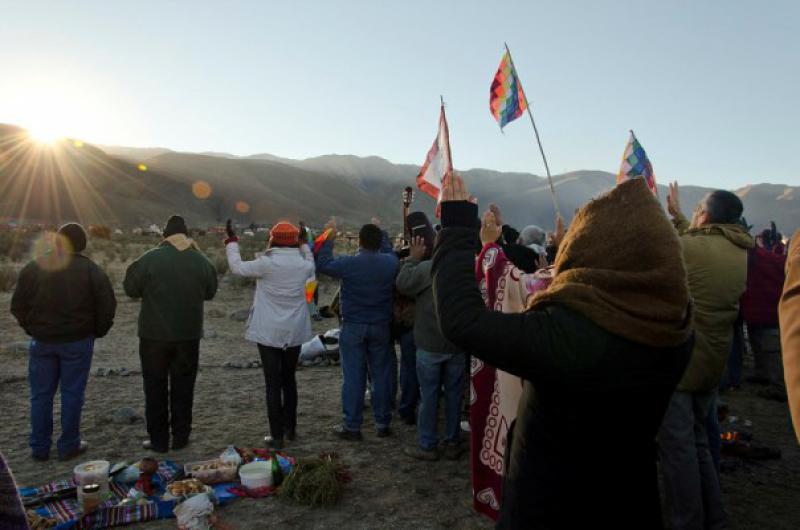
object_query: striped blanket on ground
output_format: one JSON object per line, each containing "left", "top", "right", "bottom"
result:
{"left": 19, "top": 461, "right": 181, "bottom": 530}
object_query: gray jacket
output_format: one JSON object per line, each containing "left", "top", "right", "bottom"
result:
{"left": 396, "top": 257, "right": 461, "bottom": 354}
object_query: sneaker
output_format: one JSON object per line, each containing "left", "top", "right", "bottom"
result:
{"left": 332, "top": 424, "right": 363, "bottom": 441}
{"left": 404, "top": 446, "right": 438, "bottom": 461}
{"left": 264, "top": 435, "right": 284, "bottom": 450}
{"left": 142, "top": 440, "right": 169, "bottom": 453}
{"left": 58, "top": 440, "right": 89, "bottom": 462}
{"left": 376, "top": 427, "right": 392, "bottom": 438}
{"left": 460, "top": 420, "right": 471, "bottom": 433}
{"left": 443, "top": 440, "right": 467, "bottom": 461}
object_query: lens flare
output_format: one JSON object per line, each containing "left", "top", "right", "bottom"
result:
{"left": 235, "top": 201, "right": 250, "bottom": 214}
{"left": 192, "top": 181, "right": 212, "bottom": 199}
{"left": 31, "top": 232, "right": 74, "bottom": 272}
{"left": 73, "top": 140, "right": 84, "bottom": 148}
{"left": 137, "top": 164, "right": 148, "bottom": 172}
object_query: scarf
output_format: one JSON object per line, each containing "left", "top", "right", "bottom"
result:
{"left": 529, "top": 178, "right": 692, "bottom": 348}
{"left": 163, "top": 234, "right": 200, "bottom": 252}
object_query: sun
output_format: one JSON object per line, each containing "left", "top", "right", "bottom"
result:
{"left": 2, "top": 71, "right": 131, "bottom": 147}
{"left": 27, "top": 122, "right": 65, "bottom": 145}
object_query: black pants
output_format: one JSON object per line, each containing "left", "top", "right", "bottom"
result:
{"left": 139, "top": 339, "right": 200, "bottom": 447}
{"left": 257, "top": 344, "right": 300, "bottom": 441}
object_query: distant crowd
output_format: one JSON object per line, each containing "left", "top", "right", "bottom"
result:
{"left": 4, "top": 175, "right": 800, "bottom": 529}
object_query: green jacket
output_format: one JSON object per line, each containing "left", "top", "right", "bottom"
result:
{"left": 396, "top": 257, "right": 460, "bottom": 354}
{"left": 123, "top": 242, "right": 218, "bottom": 341}
{"left": 674, "top": 215, "right": 754, "bottom": 392}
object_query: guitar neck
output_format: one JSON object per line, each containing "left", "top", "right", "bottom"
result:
{"left": 402, "top": 204, "right": 410, "bottom": 244}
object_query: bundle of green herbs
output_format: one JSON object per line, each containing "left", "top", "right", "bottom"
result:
{"left": 279, "top": 453, "right": 351, "bottom": 507}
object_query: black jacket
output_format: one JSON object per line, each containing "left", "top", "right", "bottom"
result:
{"left": 432, "top": 202, "right": 691, "bottom": 529}
{"left": 11, "top": 254, "right": 117, "bottom": 343}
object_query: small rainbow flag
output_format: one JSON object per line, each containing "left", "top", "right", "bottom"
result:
{"left": 617, "top": 130, "right": 657, "bottom": 195}
{"left": 490, "top": 51, "right": 528, "bottom": 129}
{"left": 313, "top": 228, "right": 333, "bottom": 254}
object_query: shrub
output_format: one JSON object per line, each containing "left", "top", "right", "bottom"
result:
{"left": 89, "top": 225, "right": 112, "bottom": 239}
{"left": 0, "top": 264, "right": 17, "bottom": 292}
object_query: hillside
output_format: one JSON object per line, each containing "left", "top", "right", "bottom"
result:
{"left": 3, "top": 124, "right": 798, "bottom": 234}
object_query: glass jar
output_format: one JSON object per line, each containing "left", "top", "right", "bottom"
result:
{"left": 81, "top": 483, "right": 101, "bottom": 514}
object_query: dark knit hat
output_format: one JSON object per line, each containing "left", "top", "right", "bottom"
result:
{"left": 57, "top": 223, "right": 87, "bottom": 253}
{"left": 163, "top": 215, "right": 188, "bottom": 238}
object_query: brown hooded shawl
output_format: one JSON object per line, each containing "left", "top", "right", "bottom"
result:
{"left": 529, "top": 178, "right": 692, "bottom": 348}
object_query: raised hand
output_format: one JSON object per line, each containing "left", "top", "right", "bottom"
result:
{"left": 409, "top": 236, "right": 426, "bottom": 260}
{"left": 480, "top": 211, "right": 503, "bottom": 246}
{"left": 225, "top": 219, "right": 236, "bottom": 239}
{"left": 441, "top": 173, "right": 470, "bottom": 202}
{"left": 667, "top": 181, "right": 682, "bottom": 219}
{"left": 489, "top": 203, "right": 504, "bottom": 227}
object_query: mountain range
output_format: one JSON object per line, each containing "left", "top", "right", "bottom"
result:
{"left": 0, "top": 123, "right": 797, "bottom": 235}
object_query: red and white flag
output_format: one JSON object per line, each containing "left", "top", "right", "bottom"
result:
{"left": 416, "top": 103, "right": 453, "bottom": 213}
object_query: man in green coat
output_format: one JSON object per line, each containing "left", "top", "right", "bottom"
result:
{"left": 124, "top": 215, "right": 217, "bottom": 452}
{"left": 659, "top": 183, "right": 754, "bottom": 530}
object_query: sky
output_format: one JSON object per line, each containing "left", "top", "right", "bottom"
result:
{"left": 1, "top": 0, "right": 798, "bottom": 189}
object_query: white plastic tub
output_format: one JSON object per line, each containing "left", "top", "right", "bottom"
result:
{"left": 238, "top": 461, "right": 272, "bottom": 491}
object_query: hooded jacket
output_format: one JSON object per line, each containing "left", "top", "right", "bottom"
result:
{"left": 124, "top": 239, "right": 217, "bottom": 341}
{"left": 673, "top": 215, "right": 754, "bottom": 392}
{"left": 433, "top": 179, "right": 692, "bottom": 528}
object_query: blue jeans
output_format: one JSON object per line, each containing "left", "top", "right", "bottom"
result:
{"left": 416, "top": 349, "right": 465, "bottom": 450}
{"left": 28, "top": 337, "right": 94, "bottom": 457}
{"left": 339, "top": 322, "right": 393, "bottom": 431}
{"left": 397, "top": 330, "right": 419, "bottom": 419}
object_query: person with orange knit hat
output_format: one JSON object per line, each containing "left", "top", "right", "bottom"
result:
{"left": 225, "top": 219, "right": 316, "bottom": 450}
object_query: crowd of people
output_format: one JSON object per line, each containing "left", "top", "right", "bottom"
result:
{"left": 6, "top": 175, "right": 800, "bottom": 529}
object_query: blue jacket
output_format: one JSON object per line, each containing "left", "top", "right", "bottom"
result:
{"left": 315, "top": 239, "right": 399, "bottom": 324}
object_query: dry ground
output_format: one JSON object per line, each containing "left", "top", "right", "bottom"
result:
{"left": 1, "top": 255, "right": 798, "bottom": 529}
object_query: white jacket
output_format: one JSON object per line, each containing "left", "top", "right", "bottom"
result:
{"left": 226, "top": 242, "right": 315, "bottom": 348}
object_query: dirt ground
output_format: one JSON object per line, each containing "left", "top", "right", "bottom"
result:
{"left": 1, "top": 261, "right": 799, "bottom": 529}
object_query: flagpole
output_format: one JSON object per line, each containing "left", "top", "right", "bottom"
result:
{"left": 504, "top": 42, "right": 561, "bottom": 218}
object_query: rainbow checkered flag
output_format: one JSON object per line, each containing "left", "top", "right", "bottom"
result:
{"left": 617, "top": 130, "right": 657, "bottom": 195}
{"left": 490, "top": 51, "right": 527, "bottom": 129}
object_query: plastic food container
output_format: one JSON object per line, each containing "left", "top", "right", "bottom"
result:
{"left": 74, "top": 460, "right": 110, "bottom": 504}
{"left": 239, "top": 461, "right": 272, "bottom": 491}
{"left": 184, "top": 459, "right": 238, "bottom": 484}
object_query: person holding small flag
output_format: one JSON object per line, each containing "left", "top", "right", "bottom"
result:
{"left": 315, "top": 220, "right": 399, "bottom": 440}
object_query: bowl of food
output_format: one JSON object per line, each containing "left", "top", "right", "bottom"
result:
{"left": 184, "top": 459, "right": 237, "bottom": 484}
